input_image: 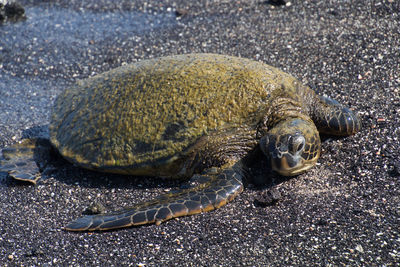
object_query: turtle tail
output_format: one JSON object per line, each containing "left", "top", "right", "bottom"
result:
{"left": 65, "top": 165, "right": 245, "bottom": 231}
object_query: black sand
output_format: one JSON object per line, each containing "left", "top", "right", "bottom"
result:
{"left": 0, "top": 0, "right": 399, "bottom": 265}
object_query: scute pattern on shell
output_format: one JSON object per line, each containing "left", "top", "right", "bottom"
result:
{"left": 49, "top": 54, "right": 300, "bottom": 173}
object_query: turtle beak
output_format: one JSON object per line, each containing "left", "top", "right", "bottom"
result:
{"left": 270, "top": 154, "right": 308, "bottom": 176}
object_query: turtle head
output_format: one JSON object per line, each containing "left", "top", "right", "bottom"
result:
{"left": 260, "top": 118, "right": 321, "bottom": 176}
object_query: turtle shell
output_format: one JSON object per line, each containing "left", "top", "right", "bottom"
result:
{"left": 49, "top": 54, "right": 300, "bottom": 175}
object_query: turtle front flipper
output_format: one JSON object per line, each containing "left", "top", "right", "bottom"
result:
{"left": 0, "top": 138, "right": 49, "bottom": 184}
{"left": 312, "top": 95, "right": 361, "bottom": 136}
{"left": 65, "top": 164, "right": 245, "bottom": 231}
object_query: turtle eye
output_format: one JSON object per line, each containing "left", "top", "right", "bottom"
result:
{"left": 288, "top": 135, "right": 305, "bottom": 154}
{"left": 259, "top": 134, "right": 271, "bottom": 156}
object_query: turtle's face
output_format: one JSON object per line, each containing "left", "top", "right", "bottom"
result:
{"left": 260, "top": 118, "right": 321, "bottom": 176}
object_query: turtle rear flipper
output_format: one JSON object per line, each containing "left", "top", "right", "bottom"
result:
{"left": 0, "top": 138, "right": 51, "bottom": 184}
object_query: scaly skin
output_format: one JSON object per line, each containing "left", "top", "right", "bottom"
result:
{"left": 0, "top": 139, "right": 41, "bottom": 183}
{"left": 65, "top": 165, "right": 245, "bottom": 231}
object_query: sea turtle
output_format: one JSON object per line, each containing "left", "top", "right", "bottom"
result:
{"left": 0, "top": 53, "right": 361, "bottom": 231}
